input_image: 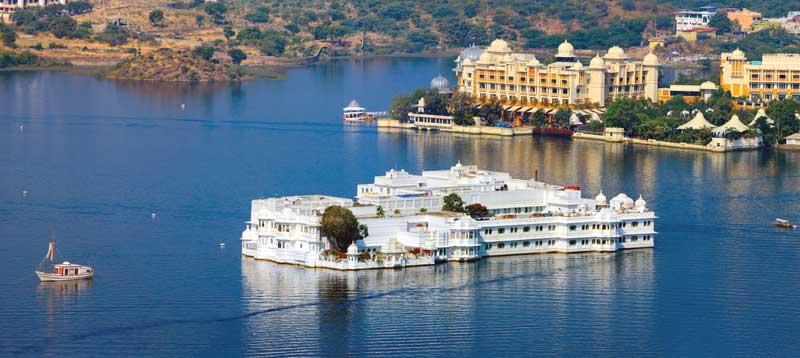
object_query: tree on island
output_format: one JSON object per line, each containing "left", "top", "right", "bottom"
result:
{"left": 149, "top": 10, "right": 165, "bottom": 27}
{"left": 375, "top": 206, "right": 385, "bottom": 218}
{"left": 442, "top": 193, "right": 465, "bottom": 212}
{"left": 465, "top": 203, "right": 491, "bottom": 219}
{"left": 321, "top": 206, "right": 363, "bottom": 252}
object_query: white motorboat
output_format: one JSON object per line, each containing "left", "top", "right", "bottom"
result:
{"left": 343, "top": 99, "right": 368, "bottom": 121}
{"left": 35, "top": 241, "right": 93, "bottom": 282}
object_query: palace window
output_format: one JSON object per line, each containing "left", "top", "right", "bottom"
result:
{"left": 523, "top": 241, "right": 531, "bottom": 247}
{"left": 498, "top": 228, "right": 505, "bottom": 234}
{"left": 569, "top": 240, "right": 576, "bottom": 246}
{"left": 523, "top": 226, "right": 530, "bottom": 232}
{"left": 569, "top": 225, "right": 577, "bottom": 231}
{"left": 497, "top": 243, "right": 505, "bottom": 249}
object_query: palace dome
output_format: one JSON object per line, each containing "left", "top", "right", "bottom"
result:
{"left": 556, "top": 40, "right": 575, "bottom": 58}
{"left": 589, "top": 54, "right": 605, "bottom": 68}
{"left": 487, "top": 39, "right": 512, "bottom": 53}
{"left": 595, "top": 190, "right": 607, "bottom": 205}
{"left": 643, "top": 51, "right": 659, "bottom": 66}
{"left": 572, "top": 60, "right": 584, "bottom": 70}
{"left": 731, "top": 48, "right": 745, "bottom": 59}
{"left": 635, "top": 194, "right": 647, "bottom": 209}
{"left": 527, "top": 56, "right": 541, "bottom": 67}
{"left": 431, "top": 75, "right": 450, "bottom": 93}
{"left": 347, "top": 243, "right": 359, "bottom": 255}
{"left": 461, "top": 45, "right": 485, "bottom": 62}
{"left": 605, "top": 46, "right": 627, "bottom": 59}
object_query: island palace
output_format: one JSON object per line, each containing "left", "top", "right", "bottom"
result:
{"left": 241, "top": 163, "right": 656, "bottom": 270}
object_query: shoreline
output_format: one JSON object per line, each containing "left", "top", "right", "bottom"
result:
{"left": 379, "top": 119, "right": 767, "bottom": 153}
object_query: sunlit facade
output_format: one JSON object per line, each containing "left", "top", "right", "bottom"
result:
{"left": 453, "top": 39, "right": 659, "bottom": 107}
{"left": 721, "top": 49, "right": 800, "bottom": 101}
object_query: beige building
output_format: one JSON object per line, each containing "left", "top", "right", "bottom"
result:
{"left": 1, "top": 0, "right": 68, "bottom": 22}
{"left": 453, "top": 39, "right": 659, "bottom": 107}
{"left": 727, "top": 8, "right": 762, "bottom": 32}
{"left": 721, "top": 49, "right": 800, "bottom": 101}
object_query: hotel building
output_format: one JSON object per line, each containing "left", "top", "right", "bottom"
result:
{"left": 721, "top": 49, "right": 800, "bottom": 101}
{"left": 675, "top": 7, "right": 717, "bottom": 32}
{"left": 241, "top": 163, "right": 657, "bottom": 270}
{"left": 453, "top": 39, "right": 659, "bottom": 107}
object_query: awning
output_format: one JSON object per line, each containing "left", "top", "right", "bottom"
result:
{"left": 507, "top": 106, "right": 521, "bottom": 112}
{"left": 527, "top": 107, "right": 540, "bottom": 114}
{"left": 516, "top": 106, "right": 529, "bottom": 113}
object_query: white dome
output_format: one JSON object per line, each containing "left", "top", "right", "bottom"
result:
{"left": 595, "top": 190, "right": 607, "bottom": 204}
{"left": 527, "top": 56, "right": 541, "bottom": 67}
{"left": 700, "top": 81, "right": 716, "bottom": 90}
{"left": 610, "top": 193, "right": 634, "bottom": 210}
{"left": 635, "top": 194, "right": 647, "bottom": 208}
{"left": 463, "top": 57, "right": 473, "bottom": 65}
{"left": 731, "top": 48, "right": 745, "bottom": 59}
{"left": 347, "top": 242, "right": 359, "bottom": 255}
{"left": 477, "top": 51, "right": 493, "bottom": 63}
{"left": 605, "top": 46, "right": 627, "bottom": 59}
{"left": 461, "top": 45, "right": 484, "bottom": 62}
{"left": 431, "top": 75, "right": 450, "bottom": 93}
{"left": 572, "top": 60, "right": 583, "bottom": 70}
{"left": 589, "top": 54, "right": 605, "bottom": 68}
{"left": 556, "top": 40, "right": 575, "bottom": 58}
{"left": 643, "top": 51, "right": 658, "bottom": 66}
{"left": 487, "top": 39, "right": 511, "bottom": 53}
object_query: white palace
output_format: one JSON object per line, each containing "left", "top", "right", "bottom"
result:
{"left": 241, "top": 163, "right": 656, "bottom": 270}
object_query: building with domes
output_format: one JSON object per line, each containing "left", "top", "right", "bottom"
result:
{"left": 453, "top": 39, "right": 659, "bottom": 107}
{"left": 720, "top": 49, "right": 800, "bottom": 102}
{"left": 240, "top": 163, "right": 657, "bottom": 270}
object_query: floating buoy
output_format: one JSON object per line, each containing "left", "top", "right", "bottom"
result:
{"left": 19, "top": 125, "right": 24, "bottom": 132}
{"left": 151, "top": 212, "right": 157, "bottom": 219}
{"left": 22, "top": 190, "right": 28, "bottom": 197}
{"left": 180, "top": 104, "right": 186, "bottom": 109}
{"left": 219, "top": 243, "right": 225, "bottom": 248}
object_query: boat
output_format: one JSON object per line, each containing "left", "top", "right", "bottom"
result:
{"left": 35, "top": 240, "right": 94, "bottom": 282}
{"left": 343, "top": 99, "right": 367, "bottom": 121}
{"left": 774, "top": 218, "right": 797, "bottom": 229}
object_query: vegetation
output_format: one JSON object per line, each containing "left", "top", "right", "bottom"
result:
{"left": 465, "top": 203, "right": 491, "bottom": 219}
{"left": 442, "top": 193, "right": 465, "bottom": 213}
{"left": 149, "top": 10, "right": 165, "bottom": 27}
{"left": 600, "top": 93, "right": 800, "bottom": 146}
{"left": 0, "top": 50, "right": 47, "bottom": 68}
{"left": 227, "top": 48, "right": 247, "bottom": 65}
{"left": 107, "top": 48, "right": 241, "bottom": 82}
{"left": 320, "top": 206, "right": 363, "bottom": 252}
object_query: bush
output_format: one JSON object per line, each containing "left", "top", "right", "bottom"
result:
{"left": 193, "top": 45, "right": 215, "bottom": 61}
{"left": 244, "top": 7, "right": 270, "bottom": 23}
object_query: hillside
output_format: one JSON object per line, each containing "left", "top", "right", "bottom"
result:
{"left": 106, "top": 47, "right": 239, "bottom": 82}
{"left": 2, "top": 0, "right": 800, "bottom": 81}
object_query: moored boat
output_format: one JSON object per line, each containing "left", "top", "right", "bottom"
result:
{"left": 35, "top": 241, "right": 94, "bottom": 282}
{"left": 775, "top": 218, "right": 796, "bottom": 229}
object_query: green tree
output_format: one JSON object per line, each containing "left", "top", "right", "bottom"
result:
{"left": 195, "top": 15, "right": 205, "bottom": 27}
{"left": 204, "top": 2, "right": 227, "bottom": 21}
{"left": 244, "top": 7, "right": 270, "bottom": 23}
{"left": 228, "top": 48, "right": 246, "bottom": 65}
{"left": 49, "top": 16, "right": 77, "bottom": 39}
{"left": 442, "top": 193, "right": 465, "bottom": 212}
{"left": 766, "top": 99, "right": 800, "bottom": 140}
{"left": 193, "top": 45, "right": 215, "bottom": 61}
{"left": 478, "top": 99, "right": 503, "bottom": 126}
{"left": 0, "top": 24, "right": 16, "bottom": 47}
{"left": 321, "top": 206, "right": 363, "bottom": 252}
{"left": 223, "top": 25, "right": 235, "bottom": 40}
{"left": 149, "top": 9, "right": 165, "bottom": 26}
{"left": 376, "top": 206, "right": 385, "bottom": 218}
{"left": 450, "top": 92, "right": 475, "bottom": 126}
{"left": 708, "top": 13, "right": 732, "bottom": 34}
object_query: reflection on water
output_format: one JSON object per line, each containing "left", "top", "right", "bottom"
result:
{"left": 240, "top": 250, "right": 655, "bottom": 356}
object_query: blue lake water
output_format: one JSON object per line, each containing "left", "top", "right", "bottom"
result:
{"left": 2, "top": 57, "right": 800, "bottom": 357}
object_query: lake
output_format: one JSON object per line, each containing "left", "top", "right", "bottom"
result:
{"left": 1, "top": 57, "right": 800, "bottom": 357}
